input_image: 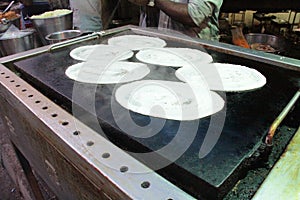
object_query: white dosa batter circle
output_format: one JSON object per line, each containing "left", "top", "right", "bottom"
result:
{"left": 176, "top": 63, "right": 267, "bottom": 92}
{"left": 70, "top": 44, "right": 134, "bottom": 61}
{"left": 108, "top": 35, "right": 167, "bottom": 51}
{"left": 65, "top": 61, "right": 150, "bottom": 84}
{"left": 115, "top": 80, "right": 225, "bottom": 121}
{"left": 135, "top": 47, "right": 213, "bottom": 67}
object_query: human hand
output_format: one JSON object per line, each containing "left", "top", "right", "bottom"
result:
{"left": 128, "top": 0, "right": 149, "bottom": 6}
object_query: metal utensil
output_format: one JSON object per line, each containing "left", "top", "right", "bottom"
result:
{"left": 2, "top": 1, "right": 14, "bottom": 14}
{"left": 265, "top": 89, "right": 300, "bottom": 145}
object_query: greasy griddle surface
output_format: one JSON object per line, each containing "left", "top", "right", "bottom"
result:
{"left": 13, "top": 32, "right": 299, "bottom": 199}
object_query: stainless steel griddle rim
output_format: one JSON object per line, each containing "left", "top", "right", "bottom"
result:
{"left": 2, "top": 24, "right": 299, "bottom": 71}
{"left": 0, "top": 33, "right": 102, "bottom": 64}
{"left": 0, "top": 26, "right": 133, "bottom": 64}
{"left": 126, "top": 25, "right": 300, "bottom": 72}
{"left": 0, "top": 63, "right": 196, "bottom": 200}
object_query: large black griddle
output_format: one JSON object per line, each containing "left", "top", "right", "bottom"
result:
{"left": 13, "top": 30, "right": 300, "bottom": 199}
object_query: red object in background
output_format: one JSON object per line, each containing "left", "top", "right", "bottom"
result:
{"left": 231, "top": 26, "right": 250, "bottom": 48}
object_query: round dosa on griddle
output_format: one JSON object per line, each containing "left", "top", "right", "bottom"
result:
{"left": 65, "top": 61, "right": 150, "bottom": 84}
{"left": 175, "top": 63, "right": 267, "bottom": 92}
{"left": 115, "top": 80, "right": 225, "bottom": 121}
{"left": 135, "top": 47, "right": 213, "bottom": 67}
{"left": 108, "top": 35, "right": 167, "bottom": 51}
{"left": 70, "top": 44, "right": 134, "bottom": 61}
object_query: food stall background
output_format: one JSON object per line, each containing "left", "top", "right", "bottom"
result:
{"left": 0, "top": 1, "right": 299, "bottom": 200}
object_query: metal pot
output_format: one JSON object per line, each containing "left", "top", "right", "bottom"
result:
{"left": 30, "top": 10, "right": 73, "bottom": 45}
{"left": 245, "top": 33, "right": 286, "bottom": 53}
{"left": 0, "top": 15, "right": 21, "bottom": 33}
{"left": 0, "top": 30, "right": 35, "bottom": 56}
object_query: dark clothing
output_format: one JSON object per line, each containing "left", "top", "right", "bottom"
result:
{"left": 21, "top": 2, "right": 51, "bottom": 17}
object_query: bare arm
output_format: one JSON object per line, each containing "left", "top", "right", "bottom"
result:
{"left": 128, "top": 0, "right": 196, "bottom": 26}
{"left": 155, "top": 0, "right": 196, "bottom": 26}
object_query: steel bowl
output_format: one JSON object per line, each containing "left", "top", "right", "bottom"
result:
{"left": 245, "top": 33, "right": 286, "bottom": 53}
{"left": 45, "top": 30, "right": 82, "bottom": 44}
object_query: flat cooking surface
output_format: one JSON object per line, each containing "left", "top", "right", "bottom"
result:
{"left": 13, "top": 30, "right": 299, "bottom": 199}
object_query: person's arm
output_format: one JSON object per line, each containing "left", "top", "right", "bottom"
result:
{"left": 155, "top": 0, "right": 196, "bottom": 26}
{"left": 128, "top": 0, "right": 215, "bottom": 27}
{"left": 128, "top": 0, "right": 197, "bottom": 26}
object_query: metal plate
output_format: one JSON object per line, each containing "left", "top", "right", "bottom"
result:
{"left": 12, "top": 29, "right": 300, "bottom": 199}
{"left": 0, "top": 61, "right": 194, "bottom": 200}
